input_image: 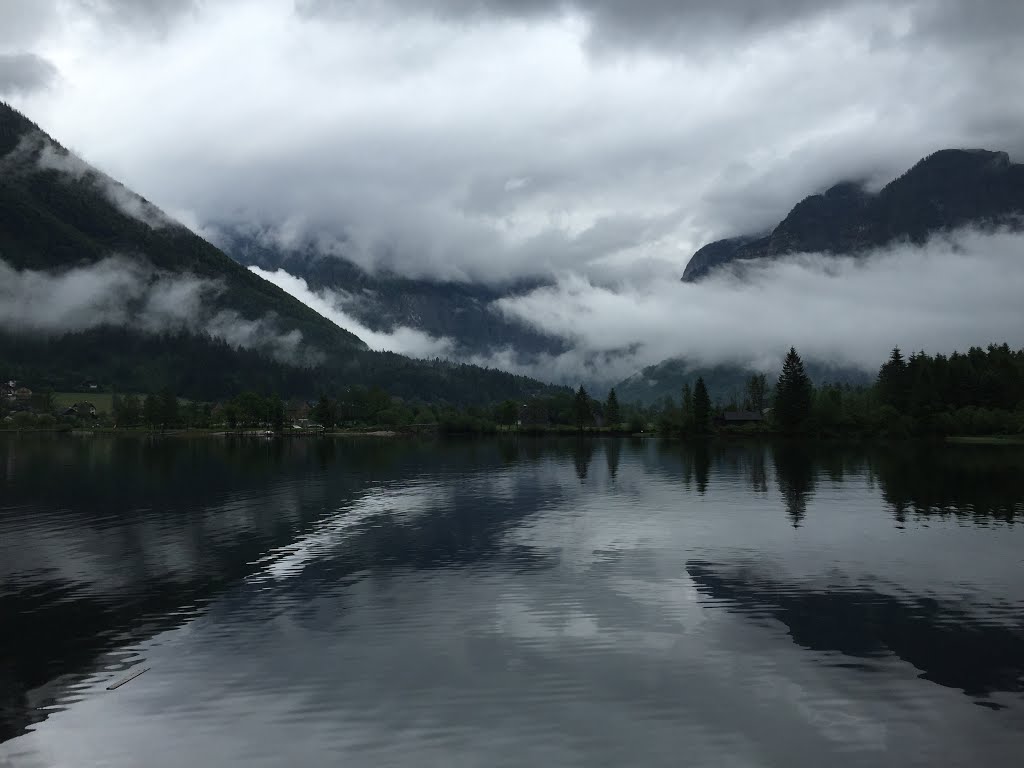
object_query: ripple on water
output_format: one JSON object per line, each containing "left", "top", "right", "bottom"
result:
{"left": 2, "top": 436, "right": 1023, "bottom": 767}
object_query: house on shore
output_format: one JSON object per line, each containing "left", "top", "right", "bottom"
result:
{"left": 717, "top": 410, "right": 766, "bottom": 426}
{"left": 62, "top": 402, "right": 98, "bottom": 419}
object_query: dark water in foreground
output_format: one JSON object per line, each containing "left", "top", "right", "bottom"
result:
{"left": 1, "top": 435, "right": 1023, "bottom": 767}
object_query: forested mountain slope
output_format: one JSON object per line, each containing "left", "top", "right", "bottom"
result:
{"left": 0, "top": 102, "right": 561, "bottom": 404}
{"left": 221, "top": 230, "right": 566, "bottom": 358}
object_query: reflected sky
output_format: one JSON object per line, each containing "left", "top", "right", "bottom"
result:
{"left": 2, "top": 435, "right": 1023, "bottom": 767}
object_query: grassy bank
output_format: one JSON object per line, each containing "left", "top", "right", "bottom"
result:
{"left": 946, "top": 435, "right": 1024, "bottom": 446}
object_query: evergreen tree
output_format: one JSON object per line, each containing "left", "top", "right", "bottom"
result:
{"left": 143, "top": 393, "right": 160, "bottom": 429}
{"left": 692, "top": 377, "right": 712, "bottom": 434}
{"left": 605, "top": 388, "right": 621, "bottom": 430}
{"left": 573, "top": 385, "right": 592, "bottom": 431}
{"left": 877, "top": 347, "right": 909, "bottom": 411}
{"left": 680, "top": 383, "right": 694, "bottom": 432}
{"left": 774, "top": 347, "right": 813, "bottom": 433}
{"left": 270, "top": 395, "right": 286, "bottom": 433}
{"left": 224, "top": 403, "right": 239, "bottom": 430}
{"left": 495, "top": 399, "right": 519, "bottom": 429}
{"left": 158, "top": 388, "right": 178, "bottom": 429}
{"left": 312, "top": 394, "right": 335, "bottom": 428}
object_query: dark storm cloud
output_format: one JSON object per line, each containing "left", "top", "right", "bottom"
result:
{"left": 0, "top": 0, "right": 198, "bottom": 45}
{"left": 912, "top": 0, "right": 1024, "bottom": 45}
{"left": 298, "top": 0, "right": 1024, "bottom": 51}
{"left": 0, "top": 53, "right": 57, "bottom": 95}
{"left": 298, "top": 0, "right": 863, "bottom": 40}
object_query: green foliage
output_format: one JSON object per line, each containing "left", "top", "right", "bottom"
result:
{"left": 692, "top": 377, "right": 712, "bottom": 435}
{"left": 142, "top": 393, "right": 159, "bottom": 428}
{"left": 604, "top": 388, "right": 621, "bottom": 431}
{"left": 312, "top": 394, "right": 335, "bottom": 428}
{"left": 877, "top": 347, "right": 909, "bottom": 411}
{"left": 573, "top": 385, "right": 592, "bottom": 431}
{"left": 774, "top": 347, "right": 814, "bottom": 433}
{"left": 113, "top": 393, "right": 141, "bottom": 426}
{"left": 680, "top": 383, "right": 694, "bottom": 432}
{"left": 745, "top": 373, "right": 768, "bottom": 412}
{"left": 158, "top": 388, "right": 178, "bottom": 429}
{"left": 495, "top": 399, "right": 519, "bottom": 428}
{"left": 0, "top": 103, "right": 566, "bottom": 410}
{"left": 270, "top": 395, "right": 286, "bottom": 433}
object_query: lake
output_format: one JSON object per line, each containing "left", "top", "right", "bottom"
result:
{"left": 1, "top": 434, "right": 1022, "bottom": 767}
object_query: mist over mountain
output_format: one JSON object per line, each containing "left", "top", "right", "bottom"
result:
{"left": 0, "top": 102, "right": 561, "bottom": 404}
{"left": 4, "top": 0, "right": 1024, "bottom": 399}
{"left": 0, "top": 102, "right": 365, "bottom": 359}
{"left": 683, "top": 149, "right": 1024, "bottom": 282}
{"left": 217, "top": 228, "right": 567, "bottom": 359}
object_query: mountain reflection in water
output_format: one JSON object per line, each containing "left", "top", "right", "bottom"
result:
{"left": 2, "top": 435, "right": 1022, "bottom": 766}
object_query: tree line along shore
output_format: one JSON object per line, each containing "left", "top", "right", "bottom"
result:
{"left": 3, "top": 343, "right": 1023, "bottom": 440}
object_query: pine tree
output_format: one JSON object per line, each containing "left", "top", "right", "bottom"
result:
{"left": 158, "top": 388, "right": 178, "bottom": 430}
{"left": 573, "top": 385, "right": 592, "bottom": 431}
{"left": 312, "top": 394, "right": 335, "bottom": 428}
{"left": 681, "top": 383, "right": 694, "bottom": 432}
{"left": 143, "top": 393, "right": 160, "bottom": 429}
{"left": 605, "top": 388, "right": 621, "bottom": 431}
{"left": 270, "top": 395, "right": 286, "bottom": 433}
{"left": 877, "top": 347, "right": 909, "bottom": 411}
{"left": 774, "top": 347, "right": 813, "bottom": 433}
{"left": 693, "top": 377, "right": 712, "bottom": 434}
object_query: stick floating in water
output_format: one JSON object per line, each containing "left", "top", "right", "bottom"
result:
{"left": 106, "top": 666, "right": 151, "bottom": 691}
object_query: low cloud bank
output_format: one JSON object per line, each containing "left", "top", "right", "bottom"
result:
{"left": 0, "top": 257, "right": 318, "bottom": 365}
{"left": 245, "top": 227, "right": 1024, "bottom": 387}
{"left": 479, "top": 227, "right": 1024, "bottom": 385}
{"left": 249, "top": 267, "right": 456, "bottom": 359}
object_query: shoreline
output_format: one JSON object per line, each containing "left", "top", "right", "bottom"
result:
{"left": 2, "top": 427, "right": 1022, "bottom": 445}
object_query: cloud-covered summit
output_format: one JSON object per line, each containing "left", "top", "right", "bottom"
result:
{"left": 0, "top": 0, "right": 1020, "bottom": 287}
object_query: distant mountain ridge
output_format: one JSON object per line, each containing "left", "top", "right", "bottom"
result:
{"left": 682, "top": 149, "right": 1024, "bottom": 281}
{"left": 219, "top": 229, "right": 567, "bottom": 358}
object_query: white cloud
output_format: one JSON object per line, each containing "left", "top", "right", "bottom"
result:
{"left": 481, "top": 227, "right": 1024, "bottom": 384}
{"left": 4, "top": 0, "right": 1022, "bottom": 284}
{"left": 33, "top": 136, "right": 172, "bottom": 229}
{"left": 249, "top": 267, "right": 455, "bottom": 359}
{"left": 0, "top": 257, "right": 319, "bottom": 365}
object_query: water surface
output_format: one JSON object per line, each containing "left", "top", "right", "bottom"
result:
{"left": 2, "top": 435, "right": 1023, "bottom": 767}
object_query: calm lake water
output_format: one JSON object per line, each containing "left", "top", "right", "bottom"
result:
{"left": 1, "top": 435, "right": 1023, "bottom": 767}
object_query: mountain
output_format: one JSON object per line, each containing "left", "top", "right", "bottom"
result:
{"left": 615, "top": 357, "right": 871, "bottom": 408}
{"left": 0, "top": 102, "right": 560, "bottom": 404}
{"left": 218, "top": 230, "right": 566, "bottom": 358}
{"left": 682, "top": 149, "right": 1024, "bottom": 281}
{"left": 0, "top": 103, "right": 366, "bottom": 355}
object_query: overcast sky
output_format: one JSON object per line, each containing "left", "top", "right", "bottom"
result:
{"left": 4, "top": 0, "right": 1024, "bottom": 284}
